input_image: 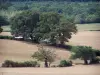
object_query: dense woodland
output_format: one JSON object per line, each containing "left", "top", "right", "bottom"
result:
{"left": 0, "top": 0, "right": 100, "bottom": 2}
{"left": 0, "top": 1, "right": 100, "bottom": 25}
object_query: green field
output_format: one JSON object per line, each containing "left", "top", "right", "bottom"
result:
{"left": 2, "top": 23, "right": 100, "bottom": 32}
{"left": 76, "top": 23, "right": 100, "bottom": 31}
{"left": 1, "top": 26, "right": 11, "bottom": 32}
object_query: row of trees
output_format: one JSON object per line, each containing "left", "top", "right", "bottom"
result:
{"left": 32, "top": 45, "right": 100, "bottom": 67}
{"left": 1, "top": 2, "right": 100, "bottom": 24}
{"left": 0, "top": 0, "right": 99, "bottom": 2}
{"left": 11, "top": 11, "right": 77, "bottom": 45}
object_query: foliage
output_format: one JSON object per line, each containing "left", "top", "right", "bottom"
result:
{"left": 0, "top": 1, "right": 100, "bottom": 24}
{"left": 94, "top": 50, "right": 100, "bottom": 56}
{"left": 0, "top": 0, "right": 99, "bottom": 2}
{"left": 0, "top": 2, "right": 12, "bottom": 10}
{"left": 90, "top": 57, "right": 100, "bottom": 64}
{"left": 11, "top": 12, "right": 77, "bottom": 44}
{"left": 0, "top": 35, "right": 14, "bottom": 40}
{"left": 32, "top": 45, "right": 56, "bottom": 67}
{"left": 58, "top": 60, "right": 72, "bottom": 67}
{"left": 2, "top": 60, "right": 40, "bottom": 67}
{"left": 70, "top": 46, "right": 96, "bottom": 64}
{"left": 0, "top": 27, "right": 3, "bottom": 33}
{"left": 11, "top": 10, "right": 39, "bottom": 41}
{"left": 0, "top": 16, "right": 9, "bottom": 26}
{"left": 34, "top": 12, "right": 77, "bottom": 44}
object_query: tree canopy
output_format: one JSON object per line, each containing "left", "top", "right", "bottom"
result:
{"left": 32, "top": 45, "right": 56, "bottom": 67}
{"left": 11, "top": 11, "right": 77, "bottom": 44}
{"left": 11, "top": 11, "right": 39, "bottom": 41}
{"left": 70, "top": 46, "right": 96, "bottom": 64}
{"left": 0, "top": 16, "right": 9, "bottom": 26}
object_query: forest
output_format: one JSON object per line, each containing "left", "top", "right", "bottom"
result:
{"left": 0, "top": 0, "right": 100, "bottom": 2}
{"left": 0, "top": 0, "right": 100, "bottom": 27}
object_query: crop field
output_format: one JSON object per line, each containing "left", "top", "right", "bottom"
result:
{"left": 0, "top": 39, "right": 71, "bottom": 65}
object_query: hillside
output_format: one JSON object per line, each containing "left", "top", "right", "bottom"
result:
{"left": 0, "top": 39, "right": 71, "bottom": 64}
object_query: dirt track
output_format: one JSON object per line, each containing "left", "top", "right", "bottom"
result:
{"left": 0, "top": 65, "right": 100, "bottom": 75}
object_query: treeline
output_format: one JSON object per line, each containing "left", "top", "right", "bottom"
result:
{"left": 0, "top": 1, "right": 100, "bottom": 24}
{"left": 0, "top": 0, "right": 99, "bottom": 2}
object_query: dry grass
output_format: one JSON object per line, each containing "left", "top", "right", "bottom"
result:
{"left": 0, "top": 65, "right": 100, "bottom": 75}
{"left": 69, "top": 31, "right": 100, "bottom": 50}
{"left": 76, "top": 23, "right": 100, "bottom": 31}
{"left": 0, "top": 24, "right": 100, "bottom": 75}
{"left": 0, "top": 39, "right": 71, "bottom": 64}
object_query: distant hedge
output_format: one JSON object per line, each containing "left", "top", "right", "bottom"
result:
{"left": 58, "top": 60, "right": 72, "bottom": 67}
{"left": 2, "top": 60, "right": 40, "bottom": 67}
{"left": 0, "top": 35, "right": 24, "bottom": 41}
{"left": 0, "top": 35, "right": 14, "bottom": 40}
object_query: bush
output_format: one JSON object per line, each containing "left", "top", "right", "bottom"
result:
{"left": 0, "top": 27, "right": 3, "bottom": 33}
{"left": 0, "top": 35, "right": 14, "bottom": 40}
{"left": 58, "top": 60, "right": 72, "bottom": 67}
{"left": 2, "top": 60, "right": 40, "bottom": 67}
{"left": 94, "top": 50, "right": 100, "bottom": 56}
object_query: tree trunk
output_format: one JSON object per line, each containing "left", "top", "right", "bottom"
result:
{"left": 44, "top": 58, "right": 48, "bottom": 67}
{"left": 30, "top": 35, "right": 34, "bottom": 42}
{"left": 60, "top": 41, "right": 65, "bottom": 45}
{"left": 84, "top": 59, "right": 88, "bottom": 65}
{"left": 49, "top": 62, "right": 51, "bottom": 67}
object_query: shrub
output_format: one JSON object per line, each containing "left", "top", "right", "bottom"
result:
{"left": 0, "top": 35, "right": 14, "bottom": 40}
{"left": 2, "top": 60, "right": 40, "bottom": 67}
{"left": 94, "top": 50, "right": 100, "bottom": 56}
{"left": 58, "top": 60, "right": 72, "bottom": 67}
{"left": 70, "top": 46, "right": 96, "bottom": 65}
{"left": 0, "top": 27, "right": 3, "bottom": 33}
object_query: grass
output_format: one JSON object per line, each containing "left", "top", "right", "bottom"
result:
{"left": 76, "top": 23, "right": 100, "bottom": 31}
{"left": 1, "top": 26, "right": 11, "bottom": 32}
{"left": 2, "top": 23, "right": 100, "bottom": 32}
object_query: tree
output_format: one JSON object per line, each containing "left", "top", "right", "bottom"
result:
{"left": 32, "top": 45, "right": 56, "bottom": 67}
{"left": 11, "top": 11, "right": 39, "bottom": 41}
{"left": 0, "top": 1, "right": 12, "bottom": 10}
{"left": 0, "top": 16, "right": 9, "bottom": 26}
{"left": 70, "top": 46, "right": 96, "bottom": 65}
{"left": 0, "top": 16, "right": 9, "bottom": 33}
{"left": 0, "top": 27, "right": 3, "bottom": 33}
{"left": 37, "top": 12, "right": 77, "bottom": 45}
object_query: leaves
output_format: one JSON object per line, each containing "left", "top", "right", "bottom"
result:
{"left": 32, "top": 45, "right": 56, "bottom": 63}
{"left": 71, "top": 46, "right": 96, "bottom": 60}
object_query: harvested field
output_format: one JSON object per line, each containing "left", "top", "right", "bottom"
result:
{"left": 69, "top": 31, "right": 100, "bottom": 49}
{"left": 0, "top": 32, "right": 11, "bottom": 36}
{"left": 0, "top": 25, "right": 100, "bottom": 75}
{"left": 0, "top": 65, "right": 100, "bottom": 75}
{"left": 0, "top": 39, "right": 70, "bottom": 65}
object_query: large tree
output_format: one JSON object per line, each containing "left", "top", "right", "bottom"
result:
{"left": 37, "top": 12, "right": 77, "bottom": 45}
{"left": 11, "top": 11, "right": 39, "bottom": 41}
{"left": 70, "top": 46, "right": 96, "bottom": 64}
{"left": 32, "top": 45, "right": 56, "bottom": 67}
{"left": 11, "top": 12, "right": 77, "bottom": 44}
{"left": 0, "top": 16, "right": 9, "bottom": 33}
{"left": 0, "top": 27, "right": 3, "bottom": 33}
{"left": 0, "top": 16, "right": 9, "bottom": 26}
